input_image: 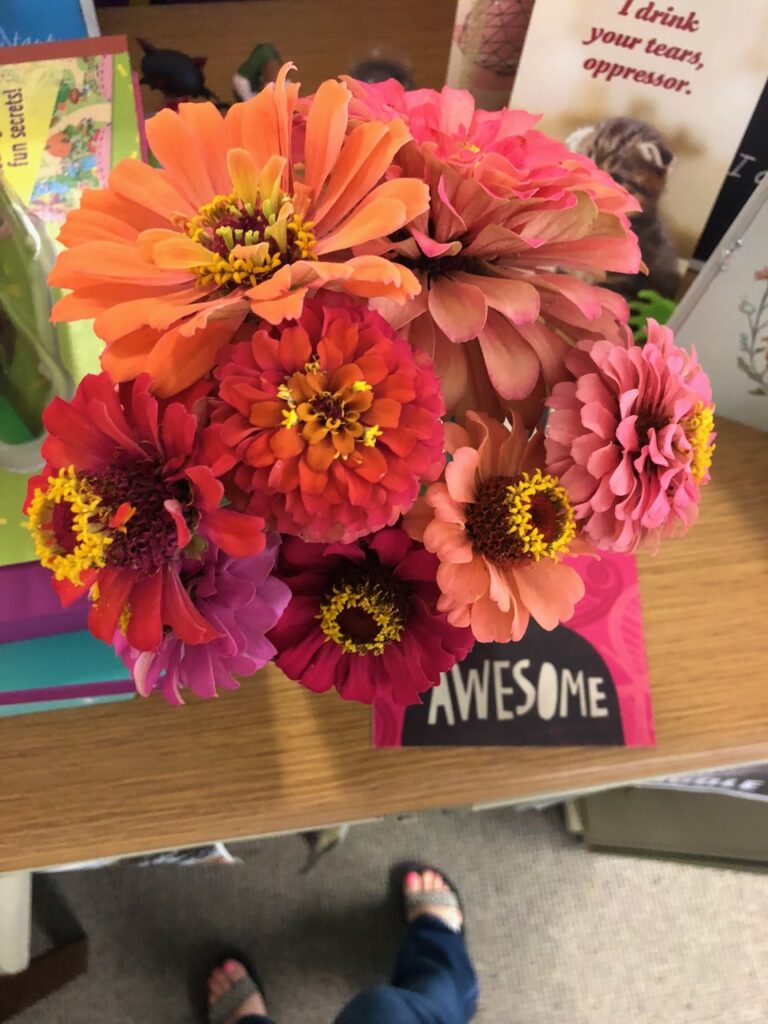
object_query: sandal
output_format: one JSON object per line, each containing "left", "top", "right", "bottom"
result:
{"left": 207, "top": 952, "right": 266, "bottom": 1024}
{"left": 392, "top": 860, "right": 465, "bottom": 934}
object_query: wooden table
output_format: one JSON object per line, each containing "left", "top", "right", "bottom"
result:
{"left": 2, "top": 417, "right": 766, "bottom": 879}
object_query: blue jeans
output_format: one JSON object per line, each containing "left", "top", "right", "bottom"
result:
{"left": 237, "top": 914, "right": 478, "bottom": 1024}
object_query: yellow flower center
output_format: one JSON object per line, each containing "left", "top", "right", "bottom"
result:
{"left": 185, "top": 190, "right": 316, "bottom": 291}
{"left": 276, "top": 364, "right": 381, "bottom": 461}
{"left": 465, "top": 470, "right": 576, "bottom": 564}
{"left": 318, "top": 573, "right": 407, "bottom": 656}
{"left": 25, "top": 466, "right": 113, "bottom": 586}
{"left": 462, "top": 141, "right": 481, "bottom": 154}
{"left": 683, "top": 402, "right": 715, "bottom": 483}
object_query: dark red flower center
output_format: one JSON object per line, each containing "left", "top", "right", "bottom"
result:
{"left": 309, "top": 391, "right": 347, "bottom": 429}
{"left": 634, "top": 408, "right": 668, "bottom": 449}
{"left": 88, "top": 459, "right": 197, "bottom": 573}
{"left": 318, "top": 562, "right": 411, "bottom": 656}
{"left": 51, "top": 501, "right": 78, "bottom": 553}
{"left": 465, "top": 472, "right": 576, "bottom": 564}
{"left": 206, "top": 209, "right": 272, "bottom": 261}
{"left": 398, "top": 248, "right": 487, "bottom": 284}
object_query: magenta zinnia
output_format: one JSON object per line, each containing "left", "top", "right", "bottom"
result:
{"left": 269, "top": 528, "right": 475, "bottom": 705}
{"left": 545, "top": 320, "right": 715, "bottom": 553}
{"left": 114, "top": 531, "right": 290, "bottom": 704}
{"left": 207, "top": 295, "right": 445, "bottom": 543}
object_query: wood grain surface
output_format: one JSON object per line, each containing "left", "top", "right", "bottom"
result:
{"left": 1, "top": 418, "right": 766, "bottom": 871}
{"left": 99, "top": 0, "right": 455, "bottom": 116}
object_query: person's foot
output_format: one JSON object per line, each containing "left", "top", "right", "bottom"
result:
{"left": 404, "top": 868, "right": 463, "bottom": 932}
{"left": 207, "top": 959, "right": 267, "bottom": 1023}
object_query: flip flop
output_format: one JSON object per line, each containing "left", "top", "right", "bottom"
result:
{"left": 206, "top": 951, "right": 266, "bottom": 1024}
{"left": 391, "top": 860, "right": 465, "bottom": 935}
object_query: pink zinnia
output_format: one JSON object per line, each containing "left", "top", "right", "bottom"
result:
{"left": 347, "top": 79, "right": 636, "bottom": 214}
{"left": 545, "top": 320, "right": 715, "bottom": 553}
{"left": 207, "top": 295, "right": 445, "bottom": 543}
{"left": 346, "top": 81, "right": 640, "bottom": 419}
{"left": 114, "top": 531, "right": 290, "bottom": 705}
{"left": 269, "top": 528, "right": 475, "bottom": 705}
{"left": 404, "top": 411, "right": 586, "bottom": 643}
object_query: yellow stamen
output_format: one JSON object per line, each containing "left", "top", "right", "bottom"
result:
{"left": 683, "top": 402, "right": 715, "bottom": 483}
{"left": 281, "top": 408, "right": 299, "bottom": 429}
{"left": 25, "top": 466, "right": 113, "bottom": 586}
{"left": 362, "top": 424, "right": 382, "bottom": 447}
{"left": 318, "top": 581, "right": 405, "bottom": 655}
{"left": 185, "top": 189, "right": 317, "bottom": 292}
{"left": 505, "top": 470, "right": 576, "bottom": 561}
{"left": 276, "top": 368, "right": 379, "bottom": 455}
{"left": 118, "top": 603, "right": 131, "bottom": 635}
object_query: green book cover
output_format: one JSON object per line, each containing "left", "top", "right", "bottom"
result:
{"left": 0, "top": 37, "right": 141, "bottom": 568}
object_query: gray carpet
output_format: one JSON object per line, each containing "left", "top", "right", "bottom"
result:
{"left": 19, "top": 807, "right": 768, "bottom": 1024}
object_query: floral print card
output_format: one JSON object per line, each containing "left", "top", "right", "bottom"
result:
{"left": 670, "top": 175, "right": 768, "bottom": 432}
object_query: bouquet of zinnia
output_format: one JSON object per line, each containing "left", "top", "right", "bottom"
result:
{"left": 24, "top": 65, "right": 715, "bottom": 707}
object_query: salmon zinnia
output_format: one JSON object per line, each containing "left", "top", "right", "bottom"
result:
{"left": 49, "top": 64, "right": 429, "bottom": 397}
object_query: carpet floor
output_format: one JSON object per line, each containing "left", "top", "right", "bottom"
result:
{"left": 18, "top": 807, "right": 768, "bottom": 1024}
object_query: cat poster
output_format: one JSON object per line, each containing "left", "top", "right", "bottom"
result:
{"left": 509, "top": 0, "right": 768, "bottom": 298}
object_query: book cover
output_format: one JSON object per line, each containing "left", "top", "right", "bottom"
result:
{"left": 373, "top": 552, "right": 654, "bottom": 747}
{"left": 693, "top": 78, "right": 768, "bottom": 264}
{"left": 0, "top": 0, "right": 99, "bottom": 48}
{"left": 0, "top": 561, "right": 135, "bottom": 716}
{"left": 0, "top": 35, "right": 140, "bottom": 568}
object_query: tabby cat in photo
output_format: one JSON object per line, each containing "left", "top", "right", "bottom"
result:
{"left": 566, "top": 116, "right": 682, "bottom": 300}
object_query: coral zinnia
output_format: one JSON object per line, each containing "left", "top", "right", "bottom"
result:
{"left": 345, "top": 80, "right": 639, "bottom": 419}
{"left": 404, "top": 411, "right": 586, "bottom": 643}
{"left": 208, "top": 294, "right": 445, "bottom": 543}
{"left": 114, "top": 531, "right": 290, "bottom": 705}
{"left": 49, "top": 64, "right": 429, "bottom": 398}
{"left": 545, "top": 320, "right": 715, "bottom": 553}
{"left": 269, "top": 528, "right": 475, "bottom": 705}
{"left": 24, "top": 373, "right": 266, "bottom": 651}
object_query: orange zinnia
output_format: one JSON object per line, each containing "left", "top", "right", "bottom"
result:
{"left": 49, "top": 65, "right": 429, "bottom": 397}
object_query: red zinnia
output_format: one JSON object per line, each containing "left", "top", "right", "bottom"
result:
{"left": 269, "top": 528, "right": 475, "bottom": 705}
{"left": 25, "top": 373, "right": 265, "bottom": 651}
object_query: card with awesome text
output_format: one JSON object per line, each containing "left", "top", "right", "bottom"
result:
{"left": 373, "top": 552, "right": 654, "bottom": 748}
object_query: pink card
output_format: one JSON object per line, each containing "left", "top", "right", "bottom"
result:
{"left": 373, "top": 552, "right": 654, "bottom": 748}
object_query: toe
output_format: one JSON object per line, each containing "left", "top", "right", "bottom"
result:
{"left": 224, "top": 960, "right": 246, "bottom": 982}
{"left": 422, "top": 869, "right": 435, "bottom": 890}
{"left": 207, "top": 968, "right": 227, "bottom": 1001}
{"left": 432, "top": 872, "right": 446, "bottom": 890}
{"left": 404, "top": 870, "right": 422, "bottom": 893}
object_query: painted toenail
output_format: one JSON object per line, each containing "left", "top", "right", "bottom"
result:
{"left": 405, "top": 872, "right": 419, "bottom": 885}
{"left": 224, "top": 960, "right": 239, "bottom": 974}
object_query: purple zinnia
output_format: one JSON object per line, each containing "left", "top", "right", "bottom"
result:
{"left": 114, "top": 532, "right": 290, "bottom": 705}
